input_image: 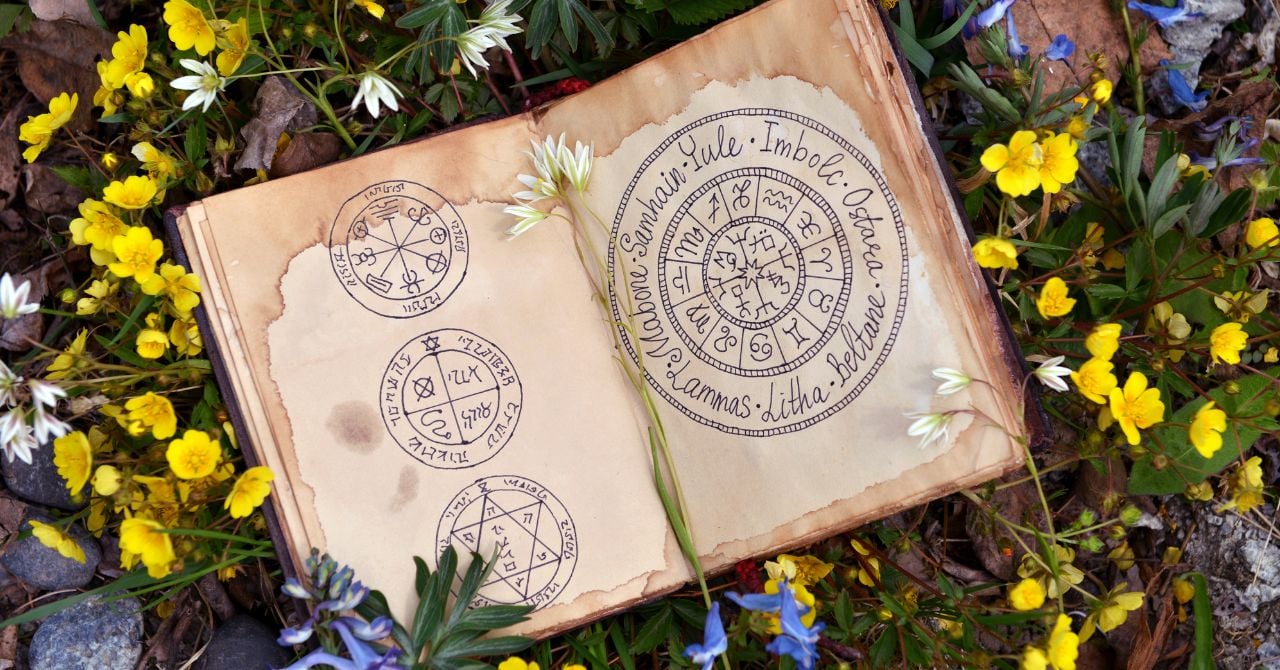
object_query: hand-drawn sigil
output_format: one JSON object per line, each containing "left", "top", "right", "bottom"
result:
{"left": 329, "top": 180, "right": 469, "bottom": 318}
{"left": 380, "top": 328, "right": 522, "bottom": 469}
{"left": 436, "top": 476, "right": 578, "bottom": 610}
{"left": 609, "top": 109, "right": 909, "bottom": 436}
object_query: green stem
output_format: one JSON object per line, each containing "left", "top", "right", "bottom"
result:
{"left": 1118, "top": 1, "right": 1146, "bottom": 117}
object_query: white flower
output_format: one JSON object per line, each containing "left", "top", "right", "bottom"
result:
{"left": 504, "top": 204, "right": 549, "bottom": 237}
{"left": 0, "top": 411, "right": 36, "bottom": 464}
{"left": 514, "top": 172, "right": 559, "bottom": 203}
{"left": 557, "top": 139, "right": 593, "bottom": 194}
{"left": 455, "top": 0, "right": 522, "bottom": 76}
{"left": 0, "top": 361, "right": 22, "bottom": 407}
{"left": 27, "top": 379, "right": 65, "bottom": 410}
{"left": 905, "top": 411, "right": 954, "bottom": 449}
{"left": 31, "top": 406, "right": 69, "bottom": 444}
{"left": 528, "top": 134, "right": 565, "bottom": 188}
{"left": 0, "top": 273, "right": 39, "bottom": 320}
{"left": 931, "top": 367, "right": 972, "bottom": 396}
{"left": 1031, "top": 355, "right": 1071, "bottom": 392}
{"left": 170, "top": 59, "right": 226, "bottom": 112}
{"left": 351, "top": 71, "right": 402, "bottom": 118}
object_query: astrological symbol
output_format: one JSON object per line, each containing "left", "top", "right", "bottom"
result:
{"left": 420, "top": 410, "right": 452, "bottom": 440}
{"left": 797, "top": 210, "right": 820, "bottom": 239}
{"left": 808, "top": 289, "right": 834, "bottom": 314}
{"left": 461, "top": 532, "right": 475, "bottom": 543}
{"left": 491, "top": 524, "right": 505, "bottom": 535}
{"left": 369, "top": 198, "right": 399, "bottom": 221}
{"left": 673, "top": 227, "right": 706, "bottom": 259}
{"left": 763, "top": 270, "right": 791, "bottom": 294}
{"left": 537, "top": 551, "right": 547, "bottom": 561}
{"left": 732, "top": 179, "right": 752, "bottom": 209}
{"left": 406, "top": 206, "right": 430, "bottom": 224}
{"left": 684, "top": 303, "right": 712, "bottom": 334}
{"left": 731, "top": 284, "right": 754, "bottom": 318}
{"left": 706, "top": 192, "right": 722, "bottom": 223}
{"left": 351, "top": 220, "right": 369, "bottom": 240}
{"left": 813, "top": 246, "right": 834, "bottom": 273}
{"left": 763, "top": 188, "right": 796, "bottom": 210}
{"left": 782, "top": 317, "right": 809, "bottom": 347}
{"left": 430, "top": 227, "right": 448, "bottom": 244}
{"left": 351, "top": 248, "right": 377, "bottom": 266}
{"left": 672, "top": 264, "right": 691, "bottom": 294}
{"left": 749, "top": 230, "right": 777, "bottom": 254}
{"left": 365, "top": 275, "right": 393, "bottom": 294}
{"left": 412, "top": 377, "right": 436, "bottom": 400}
{"left": 748, "top": 332, "right": 774, "bottom": 362}
{"left": 425, "top": 252, "right": 448, "bottom": 274}
{"left": 713, "top": 250, "right": 738, "bottom": 270}
{"left": 401, "top": 269, "right": 423, "bottom": 294}
{"left": 713, "top": 325, "right": 738, "bottom": 353}
{"left": 522, "top": 513, "right": 534, "bottom": 523}
{"left": 755, "top": 300, "right": 779, "bottom": 319}
{"left": 503, "top": 561, "right": 518, "bottom": 572}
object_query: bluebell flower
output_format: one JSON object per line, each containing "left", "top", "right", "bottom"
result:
{"left": 1044, "top": 34, "right": 1075, "bottom": 61}
{"left": 277, "top": 619, "right": 405, "bottom": 670}
{"left": 762, "top": 581, "right": 825, "bottom": 670}
{"left": 726, "top": 590, "right": 786, "bottom": 613}
{"left": 975, "top": 0, "right": 1016, "bottom": 28}
{"left": 282, "top": 578, "right": 312, "bottom": 600}
{"left": 1162, "top": 61, "right": 1208, "bottom": 111}
{"left": 683, "top": 602, "right": 728, "bottom": 670}
{"left": 1127, "top": 0, "right": 1202, "bottom": 28}
{"left": 1187, "top": 152, "right": 1266, "bottom": 171}
{"left": 1006, "top": 11, "right": 1029, "bottom": 62}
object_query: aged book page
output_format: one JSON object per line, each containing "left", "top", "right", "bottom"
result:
{"left": 173, "top": 0, "right": 1026, "bottom": 638}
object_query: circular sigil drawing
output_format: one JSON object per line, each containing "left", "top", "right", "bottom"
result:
{"left": 436, "top": 476, "right": 578, "bottom": 610}
{"left": 609, "top": 108, "right": 908, "bottom": 436}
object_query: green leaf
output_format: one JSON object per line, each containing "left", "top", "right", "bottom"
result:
{"left": 1145, "top": 155, "right": 1181, "bottom": 227}
{"left": 569, "top": 0, "right": 614, "bottom": 50}
{"left": 651, "top": 0, "right": 755, "bottom": 25}
{"left": 1151, "top": 204, "right": 1192, "bottom": 240}
{"left": 631, "top": 604, "right": 673, "bottom": 653}
{"left": 49, "top": 165, "right": 95, "bottom": 193}
{"left": 412, "top": 548, "right": 456, "bottom": 654}
{"left": 0, "top": 4, "right": 27, "bottom": 38}
{"left": 526, "top": 0, "right": 559, "bottom": 57}
{"left": 1202, "top": 187, "right": 1251, "bottom": 239}
{"left": 414, "top": 556, "right": 431, "bottom": 596}
{"left": 1085, "top": 283, "right": 1128, "bottom": 299}
{"left": 433, "top": 634, "right": 533, "bottom": 661}
{"left": 1128, "top": 370, "right": 1278, "bottom": 495}
{"left": 893, "top": 26, "right": 934, "bottom": 75}
{"left": 453, "top": 605, "right": 532, "bottom": 632}
{"left": 447, "top": 552, "right": 492, "bottom": 631}
{"left": 184, "top": 116, "right": 208, "bottom": 163}
{"left": 917, "top": 0, "right": 979, "bottom": 49}
{"left": 1189, "top": 573, "right": 1216, "bottom": 670}
{"left": 397, "top": 0, "right": 453, "bottom": 28}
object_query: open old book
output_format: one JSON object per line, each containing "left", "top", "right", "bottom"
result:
{"left": 170, "top": 0, "right": 1029, "bottom": 637}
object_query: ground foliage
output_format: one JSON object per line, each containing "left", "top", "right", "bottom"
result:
{"left": 0, "top": 0, "right": 1278, "bottom": 668}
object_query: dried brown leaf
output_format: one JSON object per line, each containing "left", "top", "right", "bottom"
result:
{"left": 0, "top": 20, "right": 111, "bottom": 133}
{"left": 269, "top": 132, "right": 344, "bottom": 178}
{"left": 0, "top": 104, "right": 21, "bottom": 212}
{"left": 28, "top": 0, "right": 97, "bottom": 26}
{"left": 234, "top": 76, "right": 317, "bottom": 172}
{"left": 22, "top": 162, "right": 83, "bottom": 213}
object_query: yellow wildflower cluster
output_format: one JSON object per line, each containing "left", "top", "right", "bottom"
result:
{"left": 161, "top": 1, "right": 255, "bottom": 77}
{"left": 981, "top": 130, "right": 1080, "bottom": 198}
{"left": 1021, "top": 614, "right": 1080, "bottom": 670}
{"left": 498, "top": 660, "right": 585, "bottom": 670}
{"left": 93, "top": 24, "right": 153, "bottom": 117}
{"left": 760, "top": 552, "right": 833, "bottom": 632}
{"left": 1221, "top": 456, "right": 1266, "bottom": 514}
{"left": 18, "top": 92, "right": 77, "bottom": 163}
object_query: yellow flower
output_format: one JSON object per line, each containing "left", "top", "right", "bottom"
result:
{"left": 104, "top": 25, "right": 148, "bottom": 89}
{"left": 1065, "top": 116, "right": 1088, "bottom": 141}
{"left": 169, "top": 316, "right": 203, "bottom": 356}
{"left": 19, "top": 92, "right": 78, "bottom": 163}
{"left": 1018, "top": 545, "right": 1084, "bottom": 598}
{"left": 764, "top": 553, "right": 834, "bottom": 587}
{"left": 69, "top": 199, "right": 127, "bottom": 265}
{"left": 1095, "top": 588, "right": 1144, "bottom": 633}
{"left": 1107, "top": 542, "right": 1135, "bottom": 570}
{"left": 972, "top": 237, "right": 1019, "bottom": 270}
{"left": 46, "top": 329, "right": 89, "bottom": 380}
{"left": 1071, "top": 358, "right": 1117, "bottom": 404}
{"left": 850, "top": 537, "right": 882, "bottom": 586}
{"left": 136, "top": 327, "right": 169, "bottom": 359}
{"left": 1246, "top": 217, "right": 1278, "bottom": 249}
{"left": 166, "top": 429, "right": 222, "bottom": 479}
{"left": 225, "top": 466, "right": 274, "bottom": 518}
{"left": 1090, "top": 79, "right": 1113, "bottom": 104}
{"left": 1008, "top": 578, "right": 1046, "bottom": 610}
{"left": 1047, "top": 613, "right": 1080, "bottom": 670}
{"left": 497, "top": 660, "right": 539, "bottom": 670}
{"left": 1101, "top": 248, "right": 1126, "bottom": 270}
{"left": 352, "top": 0, "right": 386, "bottom": 18}
{"left": 1036, "top": 277, "right": 1076, "bottom": 318}
{"left": 141, "top": 262, "right": 201, "bottom": 314}
{"left": 1108, "top": 372, "right": 1165, "bottom": 445}
{"left": 103, "top": 175, "right": 158, "bottom": 210}
{"left": 1177, "top": 153, "right": 1211, "bottom": 179}
{"left": 1209, "top": 322, "right": 1247, "bottom": 365}
{"left": 53, "top": 431, "right": 93, "bottom": 494}
{"left": 94, "top": 64, "right": 124, "bottom": 115}
{"left": 1221, "top": 456, "right": 1266, "bottom": 513}
{"left": 1189, "top": 401, "right": 1228, "bottom": 459}
{"left": 1038, "top": 133, "right": 1080, "bottom": 194}
{"left": 216, "top": 18, "right": 250, "bottom": 76}
{"left": 123, "top": 392, "right": 178, "bottom": 439}
{"left": 562, "top": 666, "right": 586, "bottom": 670}
{"left": 124, "top": 72, "right": 155, "bottom": 99}
{"left": 1021, "top": 646, "right": 1049, "bottom": 670}
{"left": 132, "top": 142, "right": 177, "bottom": 182}
{"left": 164, "top": 0, "right": 216, "bottom": 55}
{"left": 93, "top": 464, "right": 123, "bottom": 496}
{"left": 77, "top": 278, "right": 119, "bottom": 315}
{"left": 1085, "top": 323, "right": 1122, "bottom": 361}
{"left": 28, "top": 520, "right": 86, "bottom": 563}
{"left": 119, "top": 517, "right": 176, "bottom": 578}
{"left": 764, "top": 578, "right": 817, "bottom": 632}
{"left": 108, "top": 226, "right": 163, "bottom": 281}
{"left": 1212, "top": 290, "right": 1268, "bottom": 324}
{"left": 980, "top": 130, "right": 1043, "bottom": 197}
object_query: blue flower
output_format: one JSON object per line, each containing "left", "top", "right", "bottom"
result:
{"left": 277, "top": 618, "right": 405, "bottom": 670}
{"left": 726, "top": 590, "right": 786, "bottom": 613}
{"left": 1044, "top": 34, "right": 1075, "bottom": 61}
{"left": 1162, "top": 61, "right": 1208, "bottom": 111}
{"left": 1127, "top": 0, "right": 1202, "bottom": 28}
{"left": 683, "top": 602, "right": 728, "bottom": 670}
{"left": 943, "top": 0, "right": 963, "bottom": 19}
{"left": 975, "top": 0, "right": 1016, "bottom": 28}
{"left": 1006, "top": 12, "right": 1029, "bottom": 61}
{"left": 762, "top": 581, "right": 825, "bottom": 670}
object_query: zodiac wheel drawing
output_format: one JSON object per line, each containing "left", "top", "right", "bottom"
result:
{"left": 380, "top": 329, "right": 522, "bottom": 469}
{"left": 609, "top": 108, "right": 908, "bottom": 436}
{"left": 436, "top": 476, "right": 578, "bottom": 609}
{"left": 329, "top": 180, "right": 469, "bottom": 318}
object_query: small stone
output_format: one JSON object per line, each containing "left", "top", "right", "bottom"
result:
{"left": 0, "top": 511, "right": 99, "bottom": 590}
{"left": 196, "top": 614, "right": 290, "bottom": 670}
{"left": 1160, "top": 0, "right": 1247, "bottom": 83}
{"left": 1, "top": 442, "right": 82, "bottom": 510}
{"left": 28, "top": 596, "right": 142, "bottom": 670}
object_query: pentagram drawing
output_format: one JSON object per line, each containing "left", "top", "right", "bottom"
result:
{"left": 436, "top": 476, "right": 578, "bottom": 609}
{"left": 329, "top": 181, "right": 469, "bottom": 318}
{"left": 609, "top": 109, "right": 908, "bottom": 436}
{"left": 380, "top": 329, "right": 522, "bottom": 469}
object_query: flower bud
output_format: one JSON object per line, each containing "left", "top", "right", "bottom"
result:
{"left": 1225, "top": 381, "right": 1241, "bottom": 395}
{"left": 58, "top": 288, "right": 77, "bottom": 304}
{"left": 100, "top": 152, "right": 120, "bottom": 170}
{"left": 1118, "top": 505, "right": 1142, "bottom": 526}
{"left": 303, "top": 23, "right": 319, "bottom": 38}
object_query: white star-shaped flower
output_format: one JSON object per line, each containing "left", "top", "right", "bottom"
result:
{"left": 351, "top": 71, "right": 402, "bottom": 118}
{"left": 170, "top": 59, "right": 227, "bottom": 112}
